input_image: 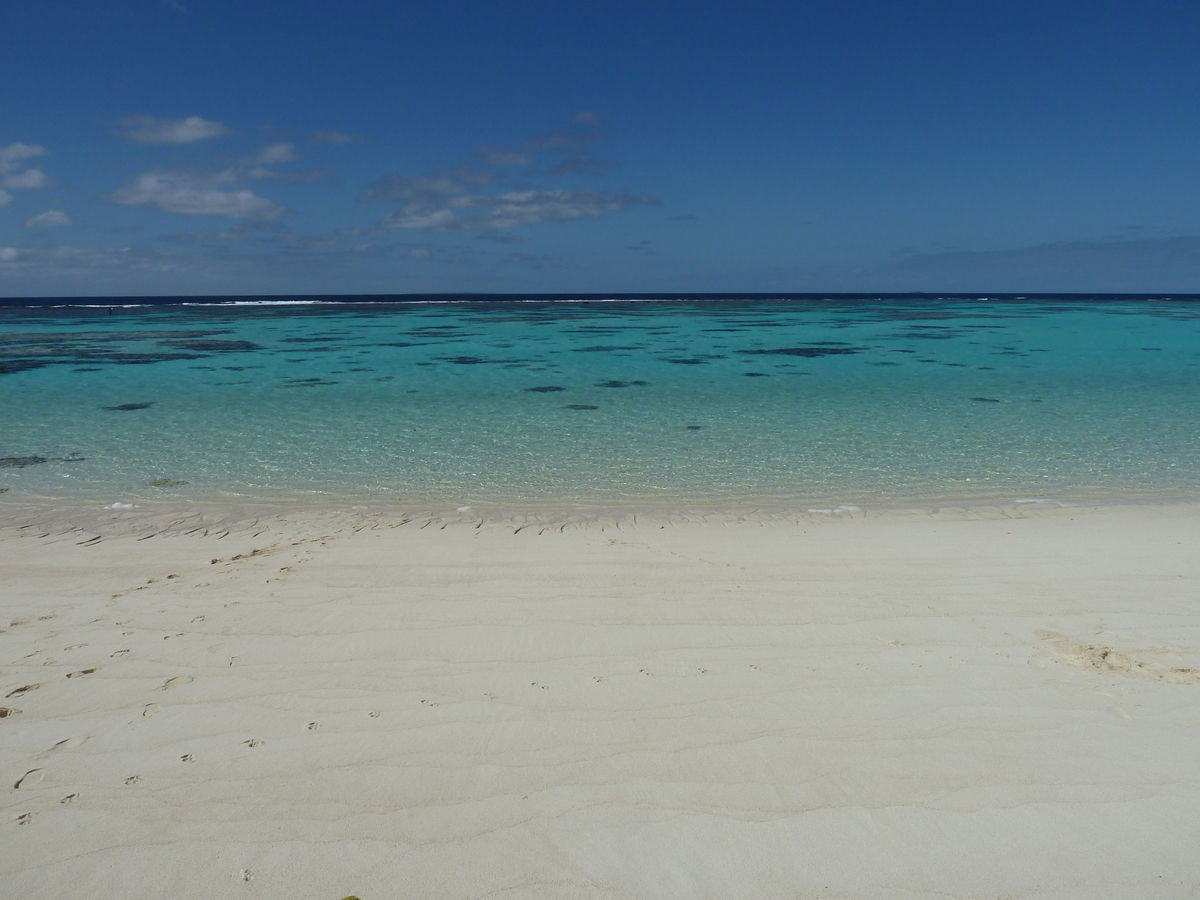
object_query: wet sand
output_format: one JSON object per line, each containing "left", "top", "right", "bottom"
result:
{"left": 2, "top": 499, "right": 1200, "bottom": 899}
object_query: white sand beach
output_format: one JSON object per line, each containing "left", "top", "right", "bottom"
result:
{"left": 2, "top": 500, "right": 1199, "bottom": 899}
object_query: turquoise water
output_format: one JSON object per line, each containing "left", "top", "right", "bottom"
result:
{"left": 2, "top": 297, "right": 1199, "bottom": 505}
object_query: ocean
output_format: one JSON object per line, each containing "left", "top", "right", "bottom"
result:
{"left": 2, "top": 294, "right": 1199, "bottom": 507}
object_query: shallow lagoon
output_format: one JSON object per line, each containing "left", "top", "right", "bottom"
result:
{"left": 2, "top": 296, "right": 1199, "bottom": 504}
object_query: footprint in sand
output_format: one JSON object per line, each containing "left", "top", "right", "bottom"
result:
{"left": 243, "top": 739, "right": 262, "bottom": 747}
{"left": 0, "top": 707, "right": 20, "bottom": 718}
{"left": 158, "top": 676, "right": 193, "bottom": 692}
{"left": 6, "top": 684, "right": 40, "bottom": 698}
{"left": 367, "top": 711, "right": 381, "bottom": 718}
{"left": 143, "top": 704, "right": 161, "bottom": 717}
{"left": 17, "top": 812, "right": 34, "bottom": 825}
{"left": 181, "top": 754, "right": 194, "bottom": 763}
{"left": 66, "top": 668, "right": 97, "bottom": 678}
{"left": 60, "top": 794, "right": 78, "bottom": 804}
{"left": 123, "top": 775, "right": 140, "bottom": 785}
{"left": 63, "top": 644, "right": 88, "bottom": 651}
{"left": 14, "top": 769, "right": 44, "bottom": 789}
{"left": 111, "top": 649, "right": 130, "bottom": 657}
{"left": 307, "top": 722, "right": 321, "bottom": 730}
{"left": 47, "top": 737, "right": 86, "bottom": 753}
{"left": 238, "top": 869, "right": 253, "bottom": 883}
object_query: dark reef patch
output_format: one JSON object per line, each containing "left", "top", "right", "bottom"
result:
{"left": 971, "top": 397, "right": 1002, "bottom": 403}
{"left": 103, "top": 402, "right": 153, "bottom": 411}
{"left": 743, "top": 371, "right": 771, "bottom": 377}
{"left": 0, "top": 457, "right": 47, "bottom": 468}
{"left": 284, "top": 378, "right": 339, "bottom": 387}
{"left": 573, "top": 345, "right": 644, "bottom": 353}
{"left": 564, "top": 404, "right": 599, "bottom": 410}
{"left": 109, "top": 353, "right": 200, "bottom": 365}
{"left": 0, "top": 360, "right": 48, "bottom": 375}
{"left": 433, "top": 355, "right": 534, "bottom": 366}
{"left": 524, "top": 385, "right": 566, "bottom": 392}
{"left": 739, "top": 346, "right": 863, "bottom": 358}
{"left": 164, "top": 339, "right": 264, "bottom": 352}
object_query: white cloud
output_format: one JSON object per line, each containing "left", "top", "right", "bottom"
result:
{"left": 473, "top": 127, "right": 603, "bottom": 169}
{"left": 548, "top": 158, "right": 617, "bottom": 176}
{"left": 242, "top": 142, "right": 297, "bottom": 165}
{"left": 105, "top": 170, "right": 287, "bottom": 219}
{"left": 0, "top": 244, "right": 150, "bottom": 271}
{"left": 372, "top": 173, "right": 661, "bottom": 232}
{"left": 359, "top": 169, "right": 493, "bottom": 203}
{"left": 3, "top": 168, "right": 48, "bottom": 189}
{"left": 117, "top": 115, "right": 230, "bottom": 144}
{"left": 0, "top": 143, "right": 47, "bottom": 173}
{"left": 0, "top": 189, "right": 12, "bottom": 207}
{"left": 475, "top": 145, "right": 533, "bottom": 166}
{"left": 245, "top": 166, "right": 327, "bottom": 182}
{"left": 235, "top": 142, "right": 328, "bottom": 182}
{"left": 24, "top": 210, "right": 72, "bottom": 228}
{"left": 362, "top": 121, "right": 657, "bottom": 232}
{"left": 0, "top": 143, "right": 50, "bottom": 191}
{"left": 309, "top": 131, "right": 363, "bottom": 145}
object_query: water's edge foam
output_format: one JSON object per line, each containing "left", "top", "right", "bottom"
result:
{"left": 5, "top": 491, "right": 1199, "bottom": 542}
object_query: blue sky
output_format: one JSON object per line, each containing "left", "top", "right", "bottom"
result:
{"left": 2, "top": 0, "right": 1199, "bottom": 296}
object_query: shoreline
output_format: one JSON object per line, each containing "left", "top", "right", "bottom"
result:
{"left": 4, "top": 488, "right": 1200, "bottom": 540}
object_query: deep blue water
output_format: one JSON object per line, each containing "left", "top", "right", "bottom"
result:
{"left": 2, "top": 294, "right": 1199, "bottom": 505}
